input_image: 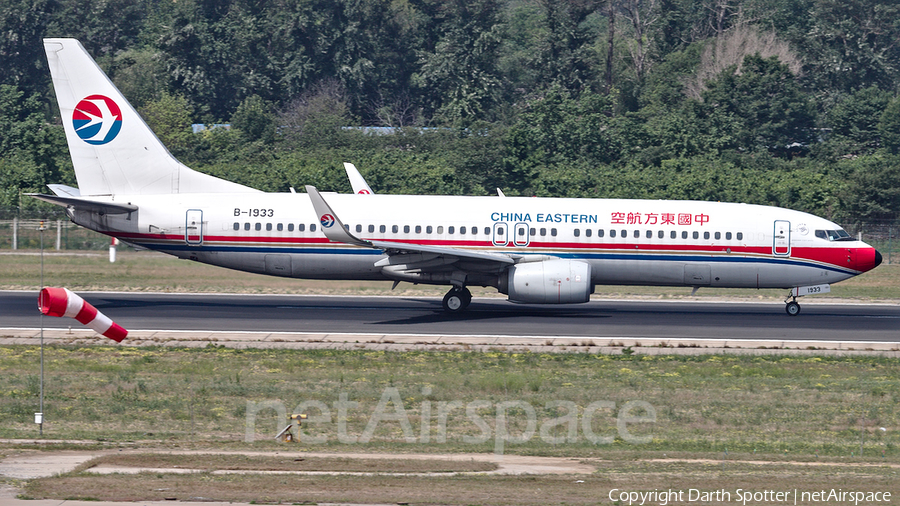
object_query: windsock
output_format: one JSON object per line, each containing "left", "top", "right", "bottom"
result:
{"left": 38, "top": 287, "right": 128, "bottom": 342}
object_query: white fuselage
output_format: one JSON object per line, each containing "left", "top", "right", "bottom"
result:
{"left": 71, "top": 192, "right": 878, "bottom": 290}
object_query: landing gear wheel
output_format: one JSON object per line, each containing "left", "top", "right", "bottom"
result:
{"left": 785, "top": 301, "right": 801, "bottom": 316}
{"left": 442, "top": 287, "right": 472, "bottom": 313}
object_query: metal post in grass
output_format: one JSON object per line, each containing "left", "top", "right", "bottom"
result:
{"left": 37, "top": 220, "right": 47, "bottom": 436}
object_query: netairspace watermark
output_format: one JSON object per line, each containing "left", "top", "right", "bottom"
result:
{"left": 244, "top": 387, "right": 656, "bottom": 454}
{"left": 609, "top": 488, "right": 892, "bottom": 506}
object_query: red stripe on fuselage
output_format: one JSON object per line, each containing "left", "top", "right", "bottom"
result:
{"left": 116, "top": 230, "right": 870, "bottom": 273}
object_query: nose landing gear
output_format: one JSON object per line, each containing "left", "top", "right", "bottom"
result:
{"left": 785, "top": 298, "right": 801, "bottom": 316}
{"left": 442, "top": 286, "right": 472, "bottom": 313}
{"left": 784, "top": 284, "right": 830, "bottom": 316}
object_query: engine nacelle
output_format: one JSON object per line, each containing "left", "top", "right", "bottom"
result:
{"left": 501, "top": 259, "right": 592, "bottom": 304}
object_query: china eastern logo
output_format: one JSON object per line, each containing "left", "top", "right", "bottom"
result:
{"left": 320, "top": 214, "right": 335, "bottom": 228}
{"left": 73, "top": 95, "right": 122, "bottom": 145}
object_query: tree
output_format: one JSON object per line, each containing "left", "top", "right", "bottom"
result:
{"left": 838, "top": 155, "right": 900, "bottom": 222}
{"left": 139, "top": 92, "right": 195, "bottom": 159}
{"left": 824, "top": 87, "right": 892, "bottom": 156}
{"left": 415, "top": 0, "right": 504, "bottom": 126}
{"left": 879, "top": 96, "right": 900, "bottom": 155}
{"left": 231, "top": 95, "right": 275, "bottom": 144}
{"left": 701, "top": 54, "right": 815, "bottom": 154}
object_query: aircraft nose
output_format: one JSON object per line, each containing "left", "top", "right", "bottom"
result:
{"left": 855, "top": 247, "right": 881, "bottom": 272}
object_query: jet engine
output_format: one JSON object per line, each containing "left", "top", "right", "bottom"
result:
{"left": 500, "top": 259, "right": 592, "bottom": 304}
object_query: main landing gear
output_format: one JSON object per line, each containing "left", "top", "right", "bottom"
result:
{"left": 442, "top": 286, "right": 472, "bottom": 313}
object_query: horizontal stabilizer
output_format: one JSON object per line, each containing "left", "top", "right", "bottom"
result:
{"left": 26, "top": 193, "right": 138, "bottom": 214}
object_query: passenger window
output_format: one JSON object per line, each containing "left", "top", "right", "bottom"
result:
{"left": 233, "top": 223, "right": 240, "bottom": 231}
{"left": 725, "top": 232, "right": 732, "bottom": 240}
{"left": 356, "top": 224, "right": 362, "bottom": 233}
{"left": 670, "top": 230, "right": 676, "bottom": 239}
{"left": 736, "top": 232, "right": 743, "bottom": 240}
{"left": 404, "top": 225, "right": 410, "bottom": 233}
{"left": 610, "top": 229, "right": 617, "bottom": 238}
{"left": 277, "top": 223, "right": 284, "bottom": 231}
{"left": 310, "top": 224, "right": 317, "bottom": 232}
{"left": 288, "top": 224, "right": 294, "bottom": 232}
{"left": 530, "top": 227, "right": 536, "bottom": 236}
{"left": 415, "top": 225, "right": 422, "bottom": 234}
{"left": 427, "top": 226, "right": 433, "bottom": 234}
{"left": 551, "top": 228, "right": 557, "bottom": 237}
{"left": 658, "top": 230, "right": 664, "bottom": 239}
{"left": 692, "top": 231, "right": 699, "bottom": 239}
{"left": 392, "top": 225, "right": 399, "bottom": 233}
{"left": 255, "top": 223, "right": 262, "bottom": 231}
{"left": 448, "top": 226, "right": 455, "bottom": 234}
{"left": 574, "top": 229, "right": 581, "bottom": 237}
{"left": 496, "top": 227, "right": 504, "bottom": 235}
{"left": 472, "top": 227, "right": 478, "bottom": 235}
{"left": 518, "top": 226, "right": 526, "bottom": 236}
{"left": 266, "top": 223, "right": 272, "bottom": 231}
{"left": 586, "top": 229, "right": 592, "bottom": 237}
{"left": 540, "top": 228, "right": 547, "bottom": 236}
{"left": 714, "top": 232, "right": 721, "bottom": 240}
{"left": 645, "top": 230, "right": 652, "bottom": 239}
{"left": 621, "top": 230, "right": 627, "bottom": 238}
{"left": 634, "top": 230, "right": 640, "bottom": 238}
{"left": 681, "top": 231, "right": 687, "bottom": 239}
{"left": 484, "top": 227, "right": 490, "bottom": 235}
{"left": 298, "top": 224, "right": 305, "bottom": 232}
{"left": 459, "top": 226, "right": 465, "bottom": 235}
{"left": 598, "top": 229, "right": 605, "bottom": 238}
{"left": 379, "top": 225, "right": 386, "bottom": 233}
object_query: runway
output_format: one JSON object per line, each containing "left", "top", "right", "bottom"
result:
{"left": 1, "top": 291, "right": 898, "bottom": 343}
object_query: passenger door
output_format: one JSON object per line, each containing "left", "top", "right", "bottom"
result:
{"left": 185, "top": 209, "right": 203, "bottom": 245}
{"left": 773, "top": 220, "right": 790, "bottom": 256}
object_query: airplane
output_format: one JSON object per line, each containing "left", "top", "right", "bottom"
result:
{"left": 31, "top": 38, "right": 882, "bottom": 315}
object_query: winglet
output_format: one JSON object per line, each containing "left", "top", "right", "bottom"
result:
{"left": 343, "top": 162, "right": 374, "bottom": 194}
{"left": 305, "top": 186, "right": 370, "bottom": 246}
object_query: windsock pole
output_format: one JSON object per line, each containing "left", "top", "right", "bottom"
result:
{"left": 109, "top": 237, "right": 118, "bottom": 263}
{"left": 38, "top": 287, "right": 128, "bottom": 342}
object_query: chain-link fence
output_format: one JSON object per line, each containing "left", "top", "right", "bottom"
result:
{"left": 0, "top": 218, "right": 114, "bottom": 250}
{"left": 845, "top": 223, "right": 898, "bottom": 265}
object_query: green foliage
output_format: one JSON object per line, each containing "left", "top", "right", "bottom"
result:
{"left": 837, "top": 155, "right": 900, "bottom": 222}
{"left": 700, "top": 54, "right": 815, "bottom": 154}
{"left": 231, "top": 95, "right": 275, "bottom": 144}
{"left": 139, "top": 92, "right": 195, "bottom": 159}
{"left": 3, "top": 0, "right": 899, "bottom": 225}
{"left": 879, "top": 97, "right": 900, "bottom": 155}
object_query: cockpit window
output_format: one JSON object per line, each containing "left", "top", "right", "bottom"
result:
{"left": 815, "top": 229, "right": 853, "bottom": 241}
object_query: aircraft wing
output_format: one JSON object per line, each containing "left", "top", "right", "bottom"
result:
{"left": 305, "top": 186, "right": 514, "bottom": 274}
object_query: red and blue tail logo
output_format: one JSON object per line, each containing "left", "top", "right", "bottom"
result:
{"left": 320, "top": 214, "right": 335, "bottom": 228}
{"left": 73, "top": 95, "right": 122, "bottom": 145}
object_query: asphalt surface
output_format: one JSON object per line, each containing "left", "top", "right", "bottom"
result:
{"left": 1, "top": 291, "right": 898, "bottom": 342}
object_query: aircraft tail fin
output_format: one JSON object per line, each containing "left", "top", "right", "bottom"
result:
{"left": 43, "top": 38, "right": 257, "bottom": 196}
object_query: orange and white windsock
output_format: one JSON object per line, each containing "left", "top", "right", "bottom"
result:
{"left": 38, "top": 287, "right": 128, "bottom": 342}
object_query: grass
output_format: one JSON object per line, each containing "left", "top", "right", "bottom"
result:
{"left": 80, "top": 453, "right": 499, "bottom": 473}
{"left": 1, "top": 345, "right": 897, "bottom": 457}
{"left": 0, "top": 249, "right": 898, "bottom": 300}
{"left": 21, "top": 458, "right": 900, "bottom": 505}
